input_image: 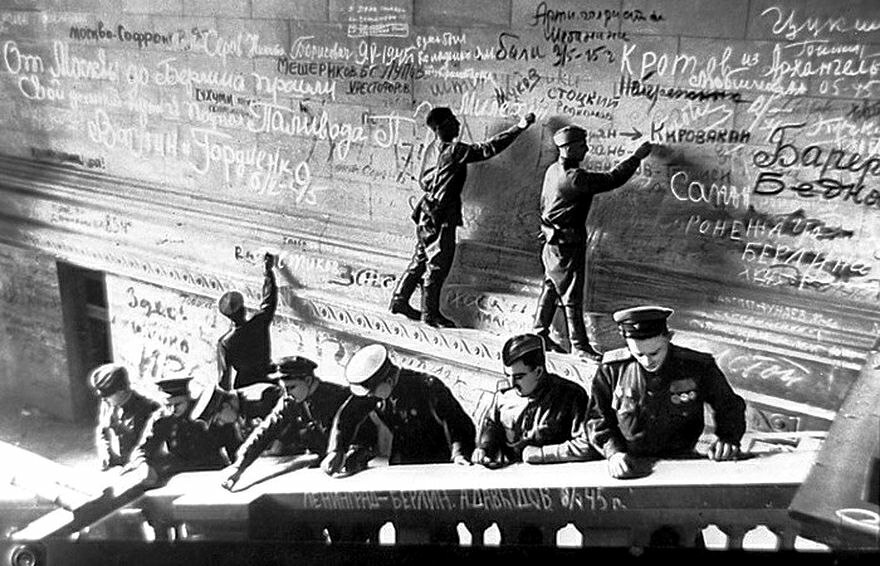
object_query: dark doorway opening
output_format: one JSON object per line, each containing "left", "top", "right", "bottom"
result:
{"left": 57, "top": 262, "right": 113, "bottom": 423}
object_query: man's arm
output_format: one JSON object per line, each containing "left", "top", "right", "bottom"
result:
{"left": 325, "top": 395, "right": 377, "bottom": 456}
{"left": 586, "top": 365, "right": 628, "bottom": 458}
{"left": 95, "top": 405, "right": 114, "bottom": 469}
{"left": 257, "top": 253, "right": 278, "bottom": 319}
{"left": 461, "top": 113, "right": 535, "bottom": 164}
{"left": 580, "top": 141, "right": 652, "bottom": 194}
{"left": 702, "top": 358, "right": 747, "bottom": 447}
{"left": 523, "top": 392, "right": 596, "bottom": 464}
{"left": 217, "top": 340, "right": 233, "bottom": 391}
{"left": 428, "top": 379, "right": 476, "bottom": 462}
{"left": 228, "top": 397, "right": 293, "bottom": 476}
{"left": 127, "top": 414, "right": 163, "bottom": 469}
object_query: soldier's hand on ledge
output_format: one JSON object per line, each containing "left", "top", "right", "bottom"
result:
{"left": 708, "top": 439, "right": 741, "bottom": 461}
{"left": 607, "top": 452, "right": 635, "bottom": 478}
{"left": 221, "top": 466, "right": 242, "bottom": 491}
{"left": 633, "top": 141, "right": 652, "bottom": 160}
{"left": 521, "top": 445, "right": 543, "bottom": 464}
{"left": 471, "top": 448, "right": 501, "bottom": 468}
{"left": 453, "top": 454, "right": 472, "bottom": 466}
{"left": 518, "top": 113, "right": 536, "bottom": 129}
{"left": 320, "top": 451, "right": 345, "bottom": 476}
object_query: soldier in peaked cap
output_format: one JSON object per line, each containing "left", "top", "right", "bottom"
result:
{"left": 216, "top": 252, "right": 278, "bottom": 390}
{"left": 220, "top": 356, "right": 376, "bottom": 491}
{"left": 89, "top": 363, "right": 160, "bottom": 471}
{"left": 532, "top": 125, "right": 653, "bottom": 362}
{"left": 321, "top": 343, "right": 475, "bottom": 477}
{"left": 586, "top": 306, "right": 746, "bottom": 479}
{"left": 473, "top": 334, "right": 598, "bottom": 468}
{"left": 191, "top": 381, "right": 283, "bottom": 465}
{"left": 127, "top": 376, "right": 227, "bottom": 485}
{"left": 388, "top": 107, "right": 536, "bottom": 329}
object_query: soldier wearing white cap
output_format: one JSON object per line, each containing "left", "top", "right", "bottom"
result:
{"left": 586, "top": 306, "right": 746, "bottom": 479}
{"left": 533, "top": 126, "right": 652, "bottom": 361}
{"left": 89, "top": 363, "right": 160, "bottom": 470}
{"left": 321, "top": 343, "right": 475, "bottom": 476}
{"left": 216, "top": 252, "right": 278, "bottom": 390}
{"left": 473, "top": 334, "right": 597, "bottom": 468}
{"left": 127, "top": 376, "right": 228, "bottom": 484}
{"left": 389, "top": 107, "right": 536, "bottom": 328}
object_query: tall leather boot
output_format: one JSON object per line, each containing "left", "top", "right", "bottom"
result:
{"left": 564, "top": 304, "right": 602, "bottom": 362}
{"left": 532, "top": 286, "right": 567, "bottom": 353}
{"left": 389, "top": 269, "right": 421, "bottom": 321}
{"left": 421, "top": 283, "right": 456, "bottom": 328}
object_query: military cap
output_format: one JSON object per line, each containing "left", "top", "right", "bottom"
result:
{"left": 191, "top": 386, "right": 231, "bottom": 422}
{"left": 90, "top": 363, "right": 129, "bottom": 397}
{"left": 217, "top": 290, "right": 244, "bottom": 317}
{"left": 501, "top": 333, "right": 546, "bottom": 366}
{"left": 553, "top": 125, "right": 587, "bottom": 147}
{"left": 269, "top": 356, "right": 318, "bottom": 381}
{"left": 426, "top": 106, "right": 455, "bottom": 129}
{"left": 155, "top": 377, "right": 193, "bottom": 398}
{"left": 344, "top": 344, "right": 396, "bottom": 397}
{"left": 613, "top": 306, "right": 674, "bottom": 339}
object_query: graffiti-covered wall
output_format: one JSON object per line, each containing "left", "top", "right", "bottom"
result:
{"left": 0, "top": 0, "right": 877, "bottom": 427}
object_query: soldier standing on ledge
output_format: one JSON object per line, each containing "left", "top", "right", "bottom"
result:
{"left": 534, "top": 126, "right": 652, "bottom": 361}
{"left": 586, "top": 306, "right": 747, "bottom": 479}
{"left": 89, "top": 363, "right": 160, "bottom": 471}
{"left": 473, "top": 334, "right": 597, "bottom": 468}
{"left": 217, "top": 252, "right": 278, "bottom": 390}
{"left": 321, "top": 343, "right": 475, "bottom": 476}
{"left": 127, "top": 377, "right": 227, "bottom": 486}
{"left": 389, "top": 108, "right": 536, "bottom": 328}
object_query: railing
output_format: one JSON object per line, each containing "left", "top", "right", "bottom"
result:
{"left": 69, "top": 438, "right": 828, "bottom": 550}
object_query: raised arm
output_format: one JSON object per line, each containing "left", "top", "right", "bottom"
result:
{"left": 257, "top": 253, "right": 278, "bottom": 318}
{"left": 461, "top": 113, "right": 535, "bottom": 164}
{"left": 582, "top": 141, "right": 652, "bottom": 194}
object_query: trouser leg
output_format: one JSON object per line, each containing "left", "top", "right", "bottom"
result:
{"left": 532, "top": 280, "right": 567, "bottom": 353}
{"left": 421, "top": 224, "right": 457, "bottom": 327}
{"left": 389, "top": 239, "right": 425, "bottom": 320}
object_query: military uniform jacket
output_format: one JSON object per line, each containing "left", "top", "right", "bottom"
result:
{"left": 95, "top": 391, "right": 160, "bottom": 468}
{"left": 477, "top": 373, "right": 595, "bottom": 463}
{"left": 208, "top": 383, "right": 283, "bottom": 461}
{"left": 232, "top": 381, "right": 375, "bottom": 472}
{"left": 130, "top": 411, "right": 228, "bottom": 473}
{"left": 217, "top": 269, "right": 278, "bottom": 390}
{"left": 587, "top": 344, "right": 746, "bottom": 458}
{"left": 328, "top": 370, "right": 476, "bottom": 465}
{"left": 540, "top": 154, "right": 641, "bottom": 244}
{"left": 415, "top": 123, "right": 528, "bottom": 227}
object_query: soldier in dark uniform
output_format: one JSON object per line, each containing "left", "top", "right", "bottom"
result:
{"left": 533, "top": 126, "right": 652, "bottom": 361}
{"left": 389, "top": 108, "right": 536, "bottom": 328}
{"left": 217, "top": 252, "right": 278, "bottom": 390}
{"left": 586, "top": 306, "right": 747, "bottom": 479}
{"left": 190, "top": 381, "right": 283, "bottom": 464}
{"left": 321, "top": 343, "right": 476, "bottom": 476}
{"left": 220, "top": 356, "right": 376, "bottom": 490}
{"left": 89, "top": 363, "right": 160, "bottom": 471}
{"left": 473, "top": 334, "right": 597, "bottom": 468}
{"left": 127, "top": 377, "right": 228, "bottom": 486}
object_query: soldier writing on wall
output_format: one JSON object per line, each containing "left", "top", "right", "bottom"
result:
{"left": 89, "top": 363, "right": 160, "bottom": 471}
{"left": 321, "top": 343, "right": 475, "bottom": 477}
{"left": 190, "top": 381, "right": 283, "bottom": 466}
{"left": 587, "top": 306, "right": 747, "bottom": 479}
{"left": 389, "top": 108, "right": 536, "bottom": 328}
{"left": 534, "top": 127, "right": 652, "bottom": 361}
{"left": 217, "top": 252, "right": 278, "bottom": 390}
{"left": 126, "top": 377, "right": 227, "bottom": 486}
{"left": 220, "top": 356, "right": 376, "bottom": 491}
{"left": 473, "top": 334, "right": 597, "bottom": 468}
